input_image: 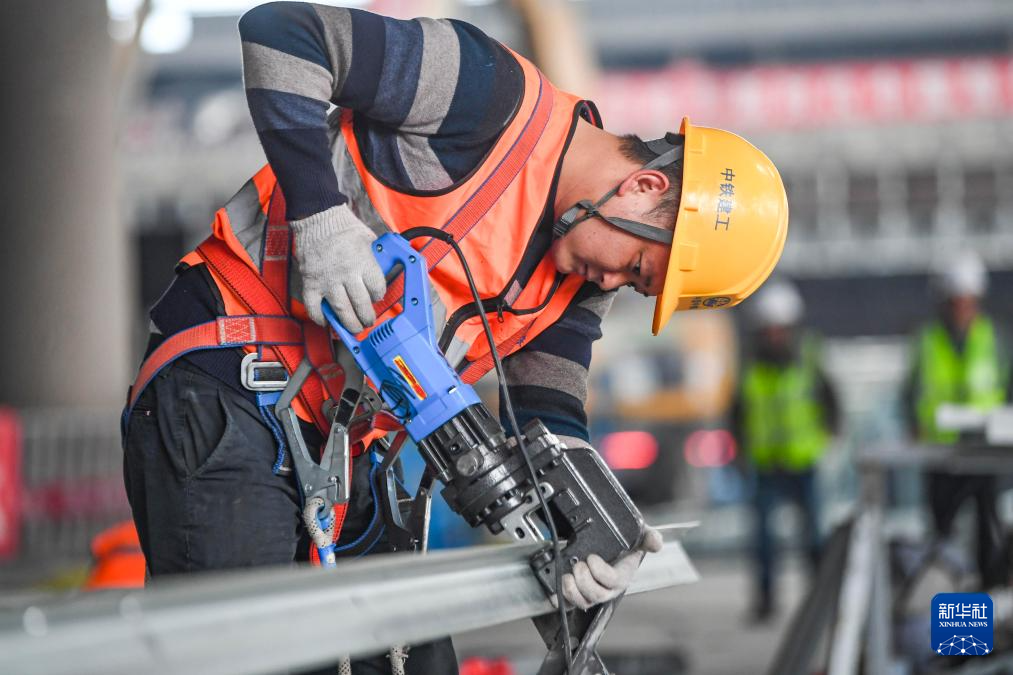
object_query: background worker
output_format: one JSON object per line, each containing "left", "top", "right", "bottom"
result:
{"left": 122, "top": 2, "right": 788, "bottom": 672}
{"left": 731, "top": 279, "right": 839, "bottom": 622}
{"left": 903, "top": 251, "right": 1009, "bottom": 590}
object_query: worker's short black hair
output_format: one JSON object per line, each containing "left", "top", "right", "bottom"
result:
{"left": 618, "top": 134, "right": 683, "bottom": 229}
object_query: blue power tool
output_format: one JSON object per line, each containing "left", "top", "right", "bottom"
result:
{"left": 320, "top": 233, "right": 646, "bottom": 587}
{"left": 322, "top": 233, "right": 481, "bottom": 442}
{"left": 269, "top": 231, "right": 651, "bottom": 672}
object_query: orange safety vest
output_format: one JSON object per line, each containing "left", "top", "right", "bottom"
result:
{"left": 147, "top": 49, "right": 588, "bottom": 407}
{"left": 82, "top": 520, "right": 146, "bottom": 591}
{"left": 127, "top": 50, "right": 591, "bottom": 545}
{"left": 340, "top": 51, "right": 589, "bottom": 383}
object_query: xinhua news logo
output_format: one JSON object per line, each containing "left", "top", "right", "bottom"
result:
{"left": 931, "top": 593, "right": 993, "bottom": 656}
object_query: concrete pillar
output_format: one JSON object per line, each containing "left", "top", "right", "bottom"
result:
{"left": 0, "top": 1, "right": 130, "bottom": 406}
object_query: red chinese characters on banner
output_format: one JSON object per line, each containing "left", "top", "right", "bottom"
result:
{"left": 0, "top": 408, "right": 21, "bottom": 560}
{"left": 597, "top": 56, "right": 1013, "bottom": 134}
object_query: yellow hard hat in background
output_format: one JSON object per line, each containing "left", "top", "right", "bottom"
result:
{"left": 652, "top": 117, "right": 789, "bottom": 335}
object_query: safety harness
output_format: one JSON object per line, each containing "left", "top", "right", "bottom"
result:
{"left": 124, "top": 75, "right": 680, "bottom": 560}
{"left": 123, "top": 75, "right": 566, "bottom": 551}
{"left": 124, "top": 188, "right": 365, "bottom": 542}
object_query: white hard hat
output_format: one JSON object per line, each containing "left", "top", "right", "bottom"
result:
{"left": 934, "top": 251, "right": 988, "bottom": 298}
{"left": 749, "top": 279, "right": 803, "bottom": 327}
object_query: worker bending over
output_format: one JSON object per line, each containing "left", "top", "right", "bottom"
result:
{"left": 122, "top": 3, "right": 789, "bottom": 672}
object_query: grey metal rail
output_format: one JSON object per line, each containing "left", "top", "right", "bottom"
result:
{"left": 858, "top": 442, "right": 1013, "bottom": 475}
{"left": 0, "top": 524, "right": 697, "bottom": 675}
{"left": 826, "top": 510, "right": 881, "bottom": 675}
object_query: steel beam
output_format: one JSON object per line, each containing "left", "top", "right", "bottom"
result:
{"left": 0, "top": 524, "right": 697, "bottom": 675}
{"left": 587, "top": 0, "right": 1013, "bottom": 59}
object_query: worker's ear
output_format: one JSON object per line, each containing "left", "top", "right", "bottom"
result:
{"left": 617, "top": 169, "right": 669, "bottom": 197}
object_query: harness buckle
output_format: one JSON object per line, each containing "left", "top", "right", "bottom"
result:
{"left": 240, "top": 352, "right": 289, "bottom": 391}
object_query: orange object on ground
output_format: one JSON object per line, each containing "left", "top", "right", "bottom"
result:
{"left": 82, "top": 520, "right": 146, "bottom": 590}
{"left": 460, "top": 657, "right": 516, "bottom": 675}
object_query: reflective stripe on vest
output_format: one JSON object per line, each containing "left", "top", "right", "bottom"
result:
{"left": 741, "top": 337, "right": 828, "bottom": 471}
{"left": 915, "top": 317, "right": 1006, "bottom": 443}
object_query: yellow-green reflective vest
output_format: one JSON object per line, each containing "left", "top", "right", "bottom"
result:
{"left": 915, "top": 317, "right": 1006, "bottom": 443}
{"left": 742, "top": 337, "right": 829, "bottom": 471}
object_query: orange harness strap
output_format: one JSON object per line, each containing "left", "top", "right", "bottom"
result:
{"left": 127, "top": 315, "right": 304, "bottom": 410}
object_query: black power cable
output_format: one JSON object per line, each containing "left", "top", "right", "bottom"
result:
{"left": 403, "top": 227, "right": 574, "bottom": 673}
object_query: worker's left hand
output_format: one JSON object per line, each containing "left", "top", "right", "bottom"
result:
{"left": 291, "top": 204, "right": 386, "bottom": 330}
{"left": 559, "top": 526, "right": 663, "bottom": 611}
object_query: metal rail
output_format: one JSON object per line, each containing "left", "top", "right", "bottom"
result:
{"left": 0, "top": 524, "right": 697, "bottom": 675}
{"left": 771, "top": 431, "right": 1013, "bottom": 675}
{"left": 763, "top": 521, "right": 851, "bottom": 675}
{"left": 858, "top": 442, "right": 1013, "bottom": 475}
{"left": 826, "top": 510, "right": 881, "bottom": 675}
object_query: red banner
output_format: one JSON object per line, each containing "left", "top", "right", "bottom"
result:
{"left": 0, "top": 408, "right": 22, "bottom": 560}
{"left": 597, "top": 55, "right": 1013, "bottom": 134}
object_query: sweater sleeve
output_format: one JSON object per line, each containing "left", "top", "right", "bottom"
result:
{"left": 238, "top": 2, "right": 522, "bottom": 220}
{"left": 499, "top": 284, "right": 617, "bottom": 443}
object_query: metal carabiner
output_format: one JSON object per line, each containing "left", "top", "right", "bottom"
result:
{"left": 275, "top": 355, "right": 364, "bottom": 568}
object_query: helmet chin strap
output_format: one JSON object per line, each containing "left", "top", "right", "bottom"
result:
{"left": 552, "top": 134, "right": 684, "bottom": 244}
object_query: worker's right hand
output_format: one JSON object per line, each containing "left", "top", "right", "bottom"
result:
{"left": 557, "top": 526, "right": 663, "bottom": 611}
{"left": 291, "top": 204, "right": 387, "bottom": 331}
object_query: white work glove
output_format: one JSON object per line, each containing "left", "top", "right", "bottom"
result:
{"left": 559, "top": 526, "right": 663, "bottom": 611}
{"left": 291, "top": 204, "right": 386, "bottom": 331}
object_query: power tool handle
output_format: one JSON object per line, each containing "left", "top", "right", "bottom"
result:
{"left": 322, "top": 232, "right": 436, "bottom": 354}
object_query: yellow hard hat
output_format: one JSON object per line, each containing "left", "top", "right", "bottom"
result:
{"left": 652, "top": 118, "right": 789, "bottom": 335}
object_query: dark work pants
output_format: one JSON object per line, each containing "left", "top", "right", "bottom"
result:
{"left": 927, "top": 472, "right": 1007, "bottom": 589}
{"left": 753, "top": 468, "right": 822, "bottom": 608}
{"left": 123, "top": 360, "right": 458, "bottom": 675}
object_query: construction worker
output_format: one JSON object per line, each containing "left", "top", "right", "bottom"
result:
{"left": 731, "top": 280, "right": 838, "bottom": 621}
{"left": 904, "top": 251, "right": 1008, "bottom": 589}
{"left": 122, "top": 3, "right": 788, "bottom": 672}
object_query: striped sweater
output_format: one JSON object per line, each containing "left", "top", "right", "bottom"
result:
{"left": 150, "top": 2, "right": 613, "bottom": 444}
